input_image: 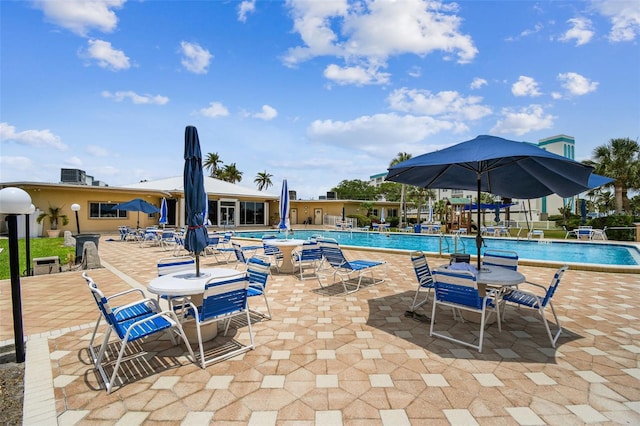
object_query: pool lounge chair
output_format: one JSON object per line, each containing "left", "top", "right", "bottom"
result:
{"left": 319, "top": 244, "right": 387, "bottom": 294}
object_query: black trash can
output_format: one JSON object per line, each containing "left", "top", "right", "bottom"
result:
{"left": 75, "top": 234, "right": 100, "bottom": 263}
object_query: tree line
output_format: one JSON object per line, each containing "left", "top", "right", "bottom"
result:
{"left": 202, "top": 137, "right": 640, "bottom": 218}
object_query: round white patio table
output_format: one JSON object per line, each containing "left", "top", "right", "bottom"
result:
{"left": 147, "top": 267, "right": 243, "bottom": 341}
{"left": 441, "top": 264, "right": 525, "bottom": 324}
{"left": 265, "top": 238, "right": 306, "bottom": 273}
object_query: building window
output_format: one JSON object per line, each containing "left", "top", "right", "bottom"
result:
{"left": 89, "top": 202, "right": 128, "bottom": 219}
{"left": 239, "top": 201, "right": 265, "bottom": 225}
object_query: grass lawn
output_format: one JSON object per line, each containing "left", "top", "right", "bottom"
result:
{"left": 0, "top": 238, "right": 75, "bottom": 280}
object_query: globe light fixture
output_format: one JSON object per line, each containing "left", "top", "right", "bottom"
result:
{"left": 0, "top": 187, "right": 33, "bottom": 363}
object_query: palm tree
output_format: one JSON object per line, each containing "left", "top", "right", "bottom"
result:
{"left": 389, "top": 152, "right": 412, "bottom": 225}
{"left": 585, "top": 138, "right": 640, "bottom": 213}
{"left": 219, "top": 163, "right": 243, "bottom": 183}
{"left": 254, "top": 171, "right": 273, "bottom": 191}
{"left": 203, "top": 152, "right": 223, "bottom": 178}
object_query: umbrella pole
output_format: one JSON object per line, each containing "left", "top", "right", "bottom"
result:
{"left": 475, "top": 176, "right": 483, "bottom": 270}
{"left": 195, "top": 254, "right": 200, "bottom": 277}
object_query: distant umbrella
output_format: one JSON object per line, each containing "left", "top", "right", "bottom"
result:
{"left": 183, "top": 125, "right": 208, "bottom": 277}
{"left": 380, "top": 207, "right": 385, "bottom": 223}
{"left": 580, "top": 199, "right": 587, "bottom": 225}
{"left": 428, "top": 200, "right": 433, "bottom": 223}
{"left": 494, "top": 204, "right": 500, "bottom": 224}
{"left": 278, "top": 179, "right": 290, "bottom": 237}
{"left": 111, "top": 198, "right": 160, "bottom": 228}
{"left": 159, "top": 197, "right": 168, "bottom": 227}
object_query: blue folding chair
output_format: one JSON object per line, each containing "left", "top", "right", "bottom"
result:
{"left": 179, "top": 275, "right": 254, "bottom": 368}
{"left": 408, "top": 251, "right": 435, "bottom": 312}
{"left": 482, "top": 250, "right": 518, "bottom": 271}
{"left": 430, "top": 267, "right": 501, "bottom": 352}
{"left": 500, "top": 265, "right": 568, "bottom": 348}
{"left": 292, "top": 240, "right": 323, "bottom": 280}
{"left": 86, "top": 274, "right": 195, "bottom": 393}
{"left": 246, "top": 256, "right": 272, "bottom": 319}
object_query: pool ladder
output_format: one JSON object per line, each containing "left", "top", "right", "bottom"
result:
{"left": 438, "top": 232, "right": 467, "bottom": 255}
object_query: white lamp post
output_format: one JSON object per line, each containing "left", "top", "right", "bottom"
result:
{"left": 0, "top": 187, "right": 33, "bottom": 363}
{"left": 71, "top": 203, "right": 81, "bottom": 234}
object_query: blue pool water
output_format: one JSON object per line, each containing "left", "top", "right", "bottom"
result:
{"left": 235, "top": 229, "right": 640, "bottom": 267}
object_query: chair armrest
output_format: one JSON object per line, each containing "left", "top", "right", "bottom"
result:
{"left": 112, "top": 298, "right": 158, "bottom": 316}
{"left": 106, "top": 288, "right": 147, "bottom": 301}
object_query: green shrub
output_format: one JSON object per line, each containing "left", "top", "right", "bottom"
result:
{"left": 591, "top": 215, "right": 634, "bottom": 241}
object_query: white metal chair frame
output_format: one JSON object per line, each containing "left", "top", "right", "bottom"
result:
{"left": 291, "top": 241, "right": 323, "bottom": 280}
{"left": 246, "top": 256, "right": 272, "bottom": 319}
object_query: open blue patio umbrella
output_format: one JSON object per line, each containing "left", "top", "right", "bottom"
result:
{"left": 387, "top": 135, "right": 612, "bottom": 269}
{"left": 183, "top": 125, "right": 208, "bottom": 277}
{"left": 278, "top": 179, "right": 290, "bottom": 237}
{"left": 159, "top": 197, "right": 168, "bottom": 227}
{"left": 111, "top": 198, "right": 160, "bottom": 228}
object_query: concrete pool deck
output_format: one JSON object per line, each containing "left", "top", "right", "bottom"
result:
{"left": 2, "top": 235, "right": 640, "bottom": 425}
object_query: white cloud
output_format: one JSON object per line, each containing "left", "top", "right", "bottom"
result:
{"left": 83, "top": 39, "right": 130, "bottom": 70}
{"left": 101, "top": 90, "right": 169, "bottom": 105}
{"left": 323, "top": 64, "right": 390, "bottom": 86}
{"left": 33, "top": 0, "right": 124, "bottom": 36}
{"left": 180, "top": 41, "right": 213, "bottom": 74}
{"left": 65, "top": 156, "right": 83, "bottom": 167}
{"left": 560, "top": 17, "right": 594, "bottom": 46}
{"left": 407, "top": 66, "right": 422, "bottom": 78}
{"left": 557, "top": 72, "right": 599, "bottom": 96}
{"left": 238, "top": 0, "right": 256, "bottom": 22}
{"left": 593, "top": 0, "right": 640, "bottom": 42}
{"left": 252, "top": 105, "right": 278, "bottom": 120}
{"left": 86, "top": 145, "right": 109, "bottom": 157}
{"left": 0, "top": 122, "right": 68, "bottom": 151}
{"left": 307, "top": 113, "right": 459, "bottom": 155}
{"left": 284, "top": 0, "right": 477, "bottom": 85}
{"left": 200, "top": 102, "right": 229, "bottom": 118}
{"left": 511, "top": 76, "right": 542, "bottom": 97}
{"left": 491, "top": 104, "right": 555, "bottom": 135}
{"left": 470, "top": 78, "right": 487, "bottom": 90}
{"left": 387, "top": 88, "right": 492, "bottom": 121}
{"left": 0, "top": 156, "right": 34, "bottom": 180}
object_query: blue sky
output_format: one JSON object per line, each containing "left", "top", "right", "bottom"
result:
{"left": 1, "top": 0, "right": 639, "bottom": 199}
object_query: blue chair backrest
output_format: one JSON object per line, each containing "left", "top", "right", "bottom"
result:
{"left": 410, "top": 251, "right": 433, "bottom": 287}
{"left": 299, "top": 241, "right": 322, "bottom": 261}
{"left": 201, "top": 275, "right": 249, "bottom": 321}
{"left": 161, "top": 230, "right": 174, "bottom": 240}
{"left": 232, "top": 242, "right": 247, "bottom": 263}
{"left": 157, "top": 257, "right": 195, "bottom": 276}
{"left": 247, "top": 257, "right": 270, "bottom": 288}
{"left": 208, "top": 235, "right": 220, "bottom": 245}
{"left": 320, "top": 245, "right": 350, "bottom": 268}
{"left": 542, "top": 265, "right": 568, "bottom": 307}
{"left": 433, "top": 268, "right": 482, "bottom": 309}
{"left": 482, "top": 250, "right": 518, "bottom": 271}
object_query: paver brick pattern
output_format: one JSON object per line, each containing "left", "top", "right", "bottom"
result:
{"left": 1, "top": 233, "right": 639, "bottom": 425}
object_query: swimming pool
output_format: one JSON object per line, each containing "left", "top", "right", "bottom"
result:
{"left": 235, "top": 229, "right": 640, "bottom": 268}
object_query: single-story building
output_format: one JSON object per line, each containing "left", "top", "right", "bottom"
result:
{"left": 1, "top": 176, "right": 400, "bottom": 237}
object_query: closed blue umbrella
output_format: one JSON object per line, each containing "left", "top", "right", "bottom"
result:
{"left": 183, "top": 125, "right": 208, "bottom": 277}
{"left": 159, "top": 197, "right": 168, "bottom": 227}
{"left": 380, "top": 207, "right": 385, "bottom": 223}
{"left": 278, "top": 179, "right": 290, "bottom": 237}
{"left": 494, "top": 204, "right": 500, "bottom": 224}
{"left": 580, "top": 199, "right": 587, "bottom": 225}
{"left": 111, "top": 198, "right": 160, "bottom": 228}
{"left": 428, "top": 200, "right": 433, "bottom": 223}
{"left": 387, "top": 135, "right": 612, "bottom": 269}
